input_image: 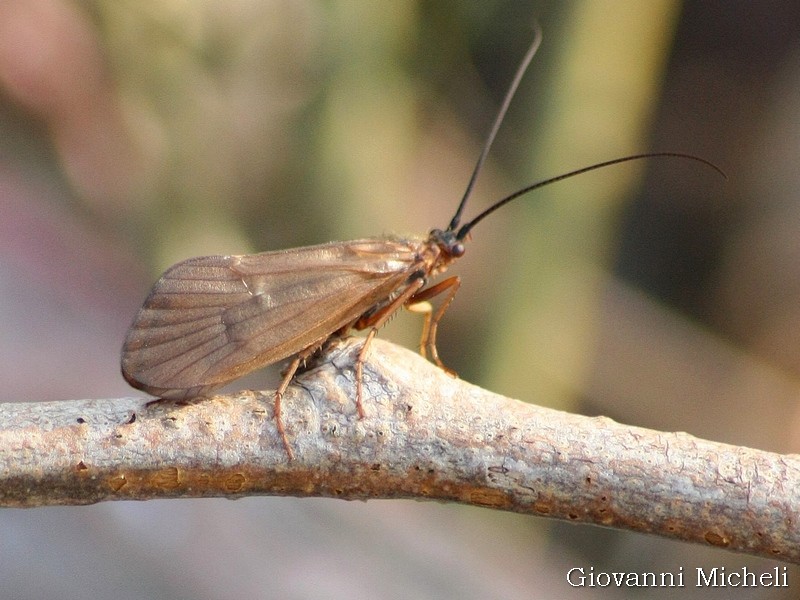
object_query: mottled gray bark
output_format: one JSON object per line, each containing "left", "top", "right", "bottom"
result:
{"left": 1, "top": 337, "right": 797, "bottom": 563}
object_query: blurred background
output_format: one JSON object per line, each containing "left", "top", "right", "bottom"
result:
{"left": 1, "top": 0, "right": 799, "bottom": 598}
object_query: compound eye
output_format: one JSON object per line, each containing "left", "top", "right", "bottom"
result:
{"left": 450, "top": 242, "right": 466, "bottom": 257}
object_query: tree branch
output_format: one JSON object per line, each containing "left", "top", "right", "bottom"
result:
{"left": 1, "top": 337, "right": 798, "bottom": 563}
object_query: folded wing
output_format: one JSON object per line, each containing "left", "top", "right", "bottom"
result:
{"left": 121, "top": 238, "right": 422, "bottom": 398}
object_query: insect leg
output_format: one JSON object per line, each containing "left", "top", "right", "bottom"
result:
{"left": 354, "top": 329, "right": 377, "bottom": 419}
{"left": 406, "top": 276, "right": 461, "bottom": 373}
{"left": 353, "top": 277, "right": 427, "bottom": 417}
{"left": 405, "top": 300, "right": 434, "bottom": 359}
{"left": 273, "top": 356, "right": 300, "bottom": 460}
{"left": 273, "top": 343, "right": 321, "bottom": 460}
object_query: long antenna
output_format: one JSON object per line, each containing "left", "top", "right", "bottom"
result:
{"left": 455, "top": 152, "right": 726, "bottom": 240}
{"left": 447, "top": 26, "right": 543, "bottom": 233}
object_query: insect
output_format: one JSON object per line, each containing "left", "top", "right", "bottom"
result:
{"left": 121, "top": 30, "right": 722, "bottom": 458}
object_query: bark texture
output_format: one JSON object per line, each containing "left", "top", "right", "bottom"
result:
{"left": 1, "top": 337, "right": 797, "bottom": 563}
